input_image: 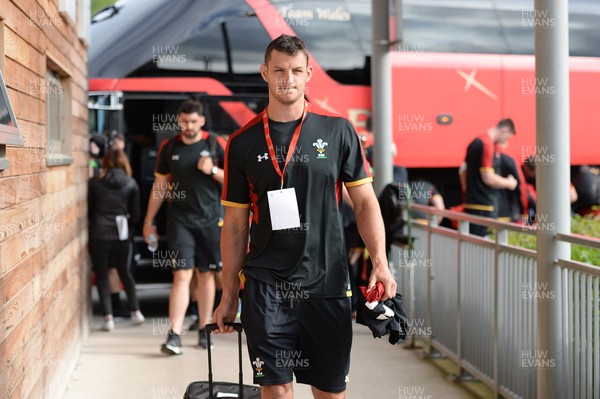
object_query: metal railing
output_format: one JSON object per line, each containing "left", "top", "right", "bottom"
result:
{"left": 390, "top": 204, "right": 600, "bottom": 399}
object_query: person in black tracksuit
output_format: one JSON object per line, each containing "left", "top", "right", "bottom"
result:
{"left": 88, "top": 149, "right": 145, "bottom": 331}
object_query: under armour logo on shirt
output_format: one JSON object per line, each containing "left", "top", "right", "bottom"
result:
{"left": 171, "top": 154, "right": 180, "bottom": 161}
{"left": 257, "top": 153, "right": 269, "bottom": 162}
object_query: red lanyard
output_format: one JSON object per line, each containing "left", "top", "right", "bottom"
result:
{"left": 262, "top": 102, "right": 308, "bottom": 189}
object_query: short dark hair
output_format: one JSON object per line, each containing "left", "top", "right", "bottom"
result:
{"left": 496, "top": 118, "right": 516, "bottom": 135}
{"left": 178, "top": 100, "right": 203, "bottom": 115}
{"left": 264, "top": 34, "right": 309, "bottom": 65}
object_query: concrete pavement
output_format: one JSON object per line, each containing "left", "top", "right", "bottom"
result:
{"left": 62, "top": 287, "right": 477, "bottom": 399}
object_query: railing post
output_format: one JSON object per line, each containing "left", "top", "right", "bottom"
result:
{"left": 455, "top": 221, "right": 468, "bottom": 378}
{"left": 424, "top": 213, "right": 436, "bottom": 354}
{"left": 371, "top": 0, "right": 393, "bottom": 194}
{"left": 494, "top": 229, "right": 508, "bottom": 397}
{"left": 535, "top": 0, "right": 568, "bottom": 397}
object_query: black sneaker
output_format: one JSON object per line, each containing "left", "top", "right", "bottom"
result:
{"left": 187, "top": 317, "right": 199, "bottom": 331}
{"left": 198, "top": 328, "right": 213, "bottom": 349}
{"left": 161, "top": 330, "right": 182, "bottom": 355}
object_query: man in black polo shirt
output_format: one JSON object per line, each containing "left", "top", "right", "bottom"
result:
{"left": 213, "top": 35, "right": 396, "bottom": 398}
{"left": 143, "top": 100, "right": 226, "bottom": 355}
{"left": 463, "top": 119, "right": 518, "bottom": 236}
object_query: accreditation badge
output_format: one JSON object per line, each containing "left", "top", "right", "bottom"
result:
{"left": 267, "top": 187, "right": 301, "bottom": 230}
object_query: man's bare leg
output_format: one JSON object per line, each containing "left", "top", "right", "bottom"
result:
{"left": 169, "top": 269, "right": 193, "bottom": 334}
{"left": 311, "top": 386, "right": 345, "bottom": 399}
{"left": 261, "top": 383, "right": 293, "bottom": 399}
{"left": 195, "top": 269, "right": 216, "bottom": 329}
{"left": 190, "top": 273, "right": 198, "bottom": 302}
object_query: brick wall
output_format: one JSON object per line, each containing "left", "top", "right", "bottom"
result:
{"left": 0, "top": 1, "right": 89, "bottom": 398}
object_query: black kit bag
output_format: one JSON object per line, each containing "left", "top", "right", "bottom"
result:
{"left": 183, "top": 323, "right": 261, "bottom": 399}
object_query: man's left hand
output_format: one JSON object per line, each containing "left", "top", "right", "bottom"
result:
{"left": 368, "top": 265, "right": 397, "bottom": 301}
{"left": 198, "top": 156, "right": 214, "bottom": 175}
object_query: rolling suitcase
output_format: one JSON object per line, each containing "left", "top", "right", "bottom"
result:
{"left": 183, "top": 323, "right": 261, "bottom": 399}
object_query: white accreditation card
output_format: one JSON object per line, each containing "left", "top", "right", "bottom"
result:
{"left": 267, "top": 187, "right": 301, "bottom": 230}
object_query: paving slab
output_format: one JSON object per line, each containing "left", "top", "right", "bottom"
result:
{"left": 63, "top": 287, "right": 474, "bottom": 399}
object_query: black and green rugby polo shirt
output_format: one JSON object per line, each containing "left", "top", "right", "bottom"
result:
{"left": 222, "top": 103, "right": 373, "bottom": 298}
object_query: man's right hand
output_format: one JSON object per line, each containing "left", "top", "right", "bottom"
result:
{"left": 506, "top": 175, "right": 518, "bottom": 191}
{"left": 212, "top": 297, "right": 239, "bottom": 334}
{"left": 143, "top": 222, "right": 158, "bottom": 245}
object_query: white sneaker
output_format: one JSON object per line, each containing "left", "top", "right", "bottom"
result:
{"left": 131, "top": 311, "right": 145, "bottom": 326}
{"left": 101, "top": 318, "right": 115, "bottom": 331}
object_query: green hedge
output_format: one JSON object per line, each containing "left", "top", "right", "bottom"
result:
{"left": 92, "top": 0, "right": 118, "bottom": 15}
{"left": 505, "top": 210, "right": 600, "bottom": 266}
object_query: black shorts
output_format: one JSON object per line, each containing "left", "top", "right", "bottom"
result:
{"left": 166, "top": 221, "right": 222, "bottom": 272}
{"left": 464, "top": 208, "right": 496, "bottom": 237}
{"left": 241, "top": 277, "right": 352, "bottom": 393}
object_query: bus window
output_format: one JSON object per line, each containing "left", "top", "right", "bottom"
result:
{"left": 272, "top": 1, "right": 371, "bottom": 85}
{"left": 156, "top": 24, "right": 228, "bottom": 72}
{"left": 568, "top": 13, "right": 600, "bottom": 57}
{"left": 228, "top": 14, "right": 272, "bottom": 74}
{"left": 498, "top": 9, "right": 600, "bottom": 57}
{"left": 403, "top": 4, "right": 509, "bottom": 55}
{"left": 402, "top": 0, "right": 600, "bottom": 57}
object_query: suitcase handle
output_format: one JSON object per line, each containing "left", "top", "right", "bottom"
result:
{"left": 205, "top": 323, "right": 245, "bottom": 399}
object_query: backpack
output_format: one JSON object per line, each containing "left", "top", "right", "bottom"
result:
{"left": 378, "top": 183, "right": 414, "bottom": 252}
{"left": 573, "top": 166, "right": 600, "bottom": 210}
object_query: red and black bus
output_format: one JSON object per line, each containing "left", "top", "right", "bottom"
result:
{"left": 88, "top": 0, "right": 600, "bottom": 279}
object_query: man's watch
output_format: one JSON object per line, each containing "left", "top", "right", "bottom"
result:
{"left": 211, "top": 166, "right": 219, "bottom": 175}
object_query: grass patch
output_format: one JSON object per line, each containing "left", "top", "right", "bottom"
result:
{"left": 503, "top": 210, "right": 600, "bottom": 266}
{"left": 92, "top": 0, "right": 118, "bottom": 16}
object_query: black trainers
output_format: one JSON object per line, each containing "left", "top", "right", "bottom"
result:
{"left": 198, "top": 328, "right": 213, "bottom": 349}
{"left": 187, "top": 317, "right": 199, "bottom": 331}
{"left": 161, "top": 330, "right": 182, "bottom": 355}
